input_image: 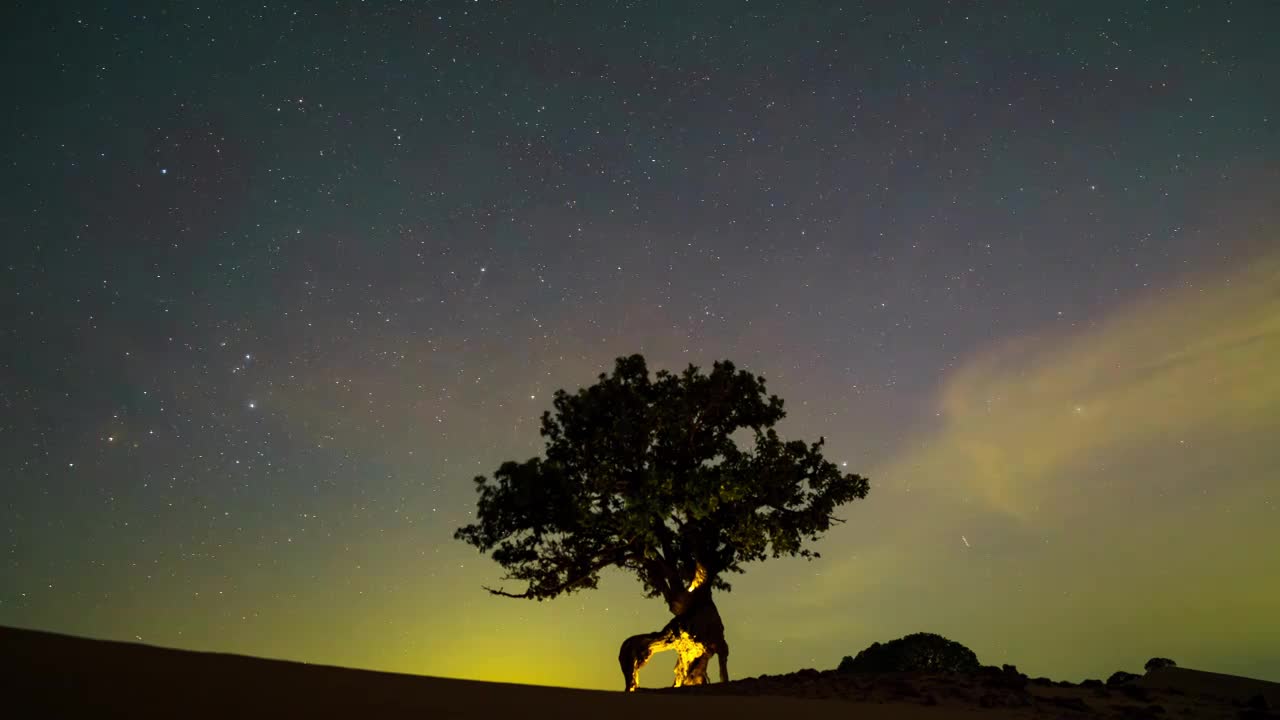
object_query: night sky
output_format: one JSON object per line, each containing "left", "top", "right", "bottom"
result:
{"left": 3, "top": 1, "right": 1278, "bottom": 689}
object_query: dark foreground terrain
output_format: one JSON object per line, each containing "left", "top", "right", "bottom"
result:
{"left": 679, "top": 662, "right": 1280, "bottom": 719}
{"left": 3, "top": 625, "right": 1277, "bottom": 719}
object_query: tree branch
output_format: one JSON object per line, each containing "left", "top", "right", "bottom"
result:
{"left": 481, "top": 535, "right": 639, "bottom": 600}
{"left": 481, "top": 585, "right": 542, "bottom": 599}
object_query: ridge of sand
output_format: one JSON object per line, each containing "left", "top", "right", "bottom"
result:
{"left": 4, "top": 625, "right": 1277, "bottom": 719}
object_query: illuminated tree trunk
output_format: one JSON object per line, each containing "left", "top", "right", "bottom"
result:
{"left": 618, "top": 565, "right": 730, "bottom": 691}
{"left": 665, "top": 590, "right": 728, "bottom": 687}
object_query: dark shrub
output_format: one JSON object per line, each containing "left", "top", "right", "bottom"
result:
{"left": 837, "top": 633, "right": 981, "bottom": 673}
{"left": 1144, "top": 657, "right": 1177, "bottom": 672}
{"left": 1109, "top": 670, "right": 1142, "bottom": 686}
{"left": 985, "top": 664, "right": 1028, "bottom": 691}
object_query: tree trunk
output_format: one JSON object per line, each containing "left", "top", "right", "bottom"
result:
{"left": 618, "top": 585, "right": 730, "bottom": 691}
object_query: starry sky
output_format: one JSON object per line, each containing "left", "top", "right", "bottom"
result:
{"left": 3, "top": 0, "right": 1278, "bottom": 690}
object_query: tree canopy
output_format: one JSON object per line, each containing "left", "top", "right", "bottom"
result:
{"left": 837, "top": 633, "right": 982, "bottom": 674}
{"left": 454, "top": 354, "right": 870, "bottom": 603}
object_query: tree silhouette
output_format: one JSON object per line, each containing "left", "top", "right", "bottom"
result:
{"left": 455, "top": 354, "right": 870, "bottom": 687}
{"left": 838, "top": 633, "right": 982, "bottom": 674}
{"left": 1144, "top": 657, "right": 1177, "bottom": 672}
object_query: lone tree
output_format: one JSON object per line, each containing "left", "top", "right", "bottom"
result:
{"left": 455, "top": 354, "right": 870, "bottom": 688}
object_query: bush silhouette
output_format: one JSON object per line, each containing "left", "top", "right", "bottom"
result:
{"left": 838, "top": 632, "right": 981, "bottom": 673}
{"left": 1108, "top": 670, "right": 1141, "bottom": 686}
{"left": 1144, "top": 657, "right": 1177, "bottom": 672}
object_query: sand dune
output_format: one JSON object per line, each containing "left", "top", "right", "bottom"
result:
{"left": 4, "top": 625, "right": 1277, "bottom": 719}
{"left": 1140, "top": 665, "right": 1280, "bottom": 706}
{"left": 0, "top": 626, "right": 1001, "bottom": 719}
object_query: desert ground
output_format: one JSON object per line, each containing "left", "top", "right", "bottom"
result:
{"left": 4, "top": 625, "right": 1277, "bottom": 719}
